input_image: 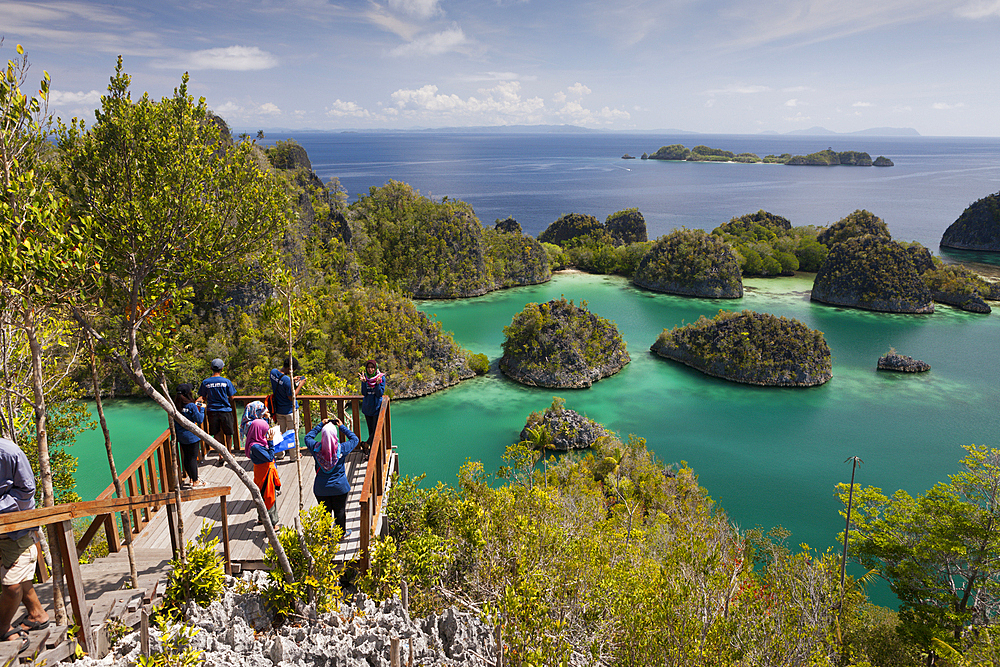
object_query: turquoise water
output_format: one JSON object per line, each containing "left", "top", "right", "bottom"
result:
{"left": 74, "top": 272, "right": 1000, "bottom": 561}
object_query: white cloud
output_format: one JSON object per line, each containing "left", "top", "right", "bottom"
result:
{"left": 259, "top": 102, "right": 281, "bottom": 115}
{"left": 553, "top": 91, "right": 567, "bottom": 103}
{"left": 48, "top": 89, "right": 102, "bottom": 106}
{"left": 211, "top": 100, "right": 283, "bottom": 120}
{"left": 461, "top": 71, "right": 526, "bottom": 82}
{"left": 327, "top": 99, "right": 372, "bottom": 118}
{"left": 365, "top": 4, "right": 422, "bottom": 40}
{"left": 893, "top": 105, "right": 913, "bottom": 113}
{"left": 567, "top": 82, "right": 592, "bottom": 97}
{"left": 955, "top": 0, "right": 1000, "bottom": 18}
{"left": 785, "top": 99, "right": 798, "bottom": 107}
{"left": 853, "top": 101, "right": 874, "bottom": 107}
{"left": 389, "top": 26, "right": 468, "bottom": 56}
{"left": 932, "top": 102, "right": 966, "bottom": 109}
{"left": 706, "top": 84, "right": 772, "bottom": 95}
{"left": 183, "top": 46, "right": 278, "bottom": 71}
{"left": 390, "top": 81, "right": 545, "bottom": 123}
{"left": 388, "top": 0, "right": 441, "bottom": 19}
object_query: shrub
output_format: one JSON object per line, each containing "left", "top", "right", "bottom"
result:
{"left": 156, "top": 522, "right": 226, "bottom": 621}
{"left": 466, "top": 352, "right": 489, "bottom": 375}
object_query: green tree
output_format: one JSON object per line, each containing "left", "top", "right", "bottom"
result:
{"left": 842, "top": 445, "right": 1000, "bottom": 656}
{"left": 57, "top": 58, "right": 295, "bottom": 575}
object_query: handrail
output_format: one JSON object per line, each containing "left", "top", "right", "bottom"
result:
{"left": 0, "top": 486, "right": 231, "bottom": 654}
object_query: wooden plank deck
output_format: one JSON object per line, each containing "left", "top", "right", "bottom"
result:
{"left": 129, "top": 444, "right": 382, "bottom": 568}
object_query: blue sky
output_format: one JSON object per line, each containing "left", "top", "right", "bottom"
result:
{"left": 4, "top": 0, "right": 999, "bottom": 135}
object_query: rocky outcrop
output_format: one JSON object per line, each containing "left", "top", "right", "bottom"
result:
{"left": 921, "top": 263, "right": 994, "bottom": 313}
{"left": 940, "top": 192, "right": 1000, "bottom": 252}
{"left": 877, "top": 351, "right": 930, "bottom": 372}
{"left": 811, "top": 235, "right": 934, "bottom": 313}
{"left": 494, "top": 216, "right": 522, "bottom": 234}
{"left": 633, "top": 229, "right": 743, "bottom": 298}
{"left": 873, "top": 156, "right": 894, "bottom": 167}
{"left": 500, "top": 298, "right": 630, "bottom": 388}
{"left": 82, "top": 575, "right": 516, "bottom": 667}
{"left": 520, "top": 401, "right": 610, "bottom": 451}
{"left": 605, "top": 208, "right": 648, "bottom": 244}
{"left": 651, "top": 310, "right": 832, "bottom": 387}
{"left": 538, "top": 213, "right": 604, "bottom": 245}
{"left": 930, "top": 290, "right": 991, "bottom": 313}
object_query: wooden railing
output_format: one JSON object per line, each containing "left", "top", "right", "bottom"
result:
{"left": 0, "top": 485, "right": 231, "bottom": 654}
{"left": 78, "top": 394, "right": 395, "bottom": 570}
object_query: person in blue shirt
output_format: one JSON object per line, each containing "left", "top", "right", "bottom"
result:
{"left": 269, "top": 356, "right": 305, "bottom": 439}
{"left": 359, "top": 360, "right": 385, "bottom": 450}
{"left": 0, "top": 438, "right": 49, "bottom": 652}
{"left": 199, "top": 358, "right": 236, "bottom": 465}
{"left": 304, "top": 417, "right": 359, "bottom": 540}
{"left": 174, "top": 384, "right": 206, "bottom": 488}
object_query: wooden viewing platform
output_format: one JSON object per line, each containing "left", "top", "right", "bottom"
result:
{"left": 0, "top": 393, "right": 396, "bottom": 663}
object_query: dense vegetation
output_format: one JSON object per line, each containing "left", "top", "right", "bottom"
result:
{"left": 499, "top": 297, "right": 629, "bottom": 388}
{"left": 538, "top": 209, "right": 652, "bottom": 276}
{"left": 356, "top": 423, "right": 992, "bottom": 666}
{"left": 633, "top": 229, "right": 744, "bottom": 297}
{"left": 651, "top": 310, "right": 832, "bottom": 386}
{"left": 518, "top": 396, "right": 609, "bottom": 451}
{"left": 922, "top": 262, "right": 996, "bottom": 313}
{"left": 817, "top": 209, "right": 891, "bottom": 247}
{"left": 940, "top": 191, "right": 1000, "bottom": 251}
{"left": 787, "top": 149, "right": 874, "bottom": 166}
{"left": 811, "top": 235, "right": 934, "bottom": 313}
{"left": 712, "top": 210, "right": 829, "bottom": 275}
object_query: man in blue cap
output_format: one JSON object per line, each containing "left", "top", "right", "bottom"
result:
{"left": 199, "top": 358, "right": 236, "bottom": 465}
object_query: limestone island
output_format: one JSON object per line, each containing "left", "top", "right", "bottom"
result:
{"left": 641, "top": 144, "right": 893, "bottom": 166}
{"left": 633, "top": 229, "right": 743, "bottom": 298}
{"left": 940, "top": 191, "right": 1000, "bottom": 252}
{"left": 811, "top": 235, "right": 934, "bottom": 313}
{"left": 650, "top": 310, "right": 832, "bottom": 387}
{"left": 500, "top": 297, "right": 630, "bottom": 388}
{"left": 877, "top": 350, "right": 930, "bottom": 373}
{"left": 922, "top": 263, "right": 997, "bottom": 314}
{"left": 519, "top": 397, "right": 610, "bottom": 451}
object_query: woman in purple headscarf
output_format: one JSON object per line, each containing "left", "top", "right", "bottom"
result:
{"left": 304, "top": 416, "right": 359, "bottom": 540}
{"left": 246, "top": 418, "right": 281, "bottom": 527}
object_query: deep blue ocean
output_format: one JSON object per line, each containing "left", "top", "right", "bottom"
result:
{"left": 264, "top": 131, "right": 1000, "bottom": 260}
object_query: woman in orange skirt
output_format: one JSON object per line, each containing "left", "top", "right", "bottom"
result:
{"left": 246, "top": 418, "right": 281, "bottom": 527}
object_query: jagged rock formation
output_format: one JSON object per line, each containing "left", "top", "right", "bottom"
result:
{"left": 650, "top": 310, "right": 832, "bottom": 387}
{"left": 940, "top": 192, "right": 1000, "bottom": 252}
{"left": 633, "top": 229, "right": 743, "bottom": 298}
{"left": 877, "top": 351, "right": 930, "bottom": 372}
{"left": 811, "top": 235, "right": 934, "bottom": 313}
{"left": 81, "top": 575, "right": 512, "bottom": 667}
{"left": 500, "top": 298, "right": 630, "bottom": 388}
{"left": 817, "top": 210, "right": 891, "bottom": 247}
{"left": 520, "top": 399, "right": 610, "bottom": 451}
{"left": 873, "top": 156, "right": 894, "bottom": 167}
{"left": 484, "top": 228, "right": 552, "bottom": 290}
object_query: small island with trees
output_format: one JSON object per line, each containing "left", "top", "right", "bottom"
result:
{"left": 650, "top": 310, "right": 833, "bottom": 386}
{"left": 632, "top": 229, "right": 744, "bottom": 298}
{"left": 499, "top": 298, "right": 630, "bottom": 388}
{"left": 640, "top": 144, "right": 893, "bottom": 166}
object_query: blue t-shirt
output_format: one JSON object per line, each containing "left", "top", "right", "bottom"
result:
{"left": 269, "top": 368, "right": 295, "bottom": 414}
{"left": 199, "top": 375, "right": 236, "bottom": 412}
{"left": 176, "top": 402, "right": 205, "bottom": 445}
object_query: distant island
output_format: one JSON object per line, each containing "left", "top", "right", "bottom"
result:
{"left": 640, "top": 144, "right": 893, "bottom": 167}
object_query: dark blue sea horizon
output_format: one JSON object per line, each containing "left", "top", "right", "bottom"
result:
{"left": 261, "top": 131, "right": 1000, "bottom": 259}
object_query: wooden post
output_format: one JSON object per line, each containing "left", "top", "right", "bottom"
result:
{"left": 360, "top": 497, "right": 371, "bottom": 571}
{"left": 54, "top": 520, "right": 95, "bottom": 653}
{"left": 495, "top": 623, "right": 503, "bottom": 667}
{"left": 401, "top": 579, "right": 408, "bottom": 611}
{"left": 221, "top": 495, "right": 231, "bottom": 575}
{"left": 105, "top": 513, "right": 121, "bottom": 553}
{"left": 166, "top": 503, "right": 179, "bottom": 556}
{"left": 390, "top": 636, "right": 400, "bottom": 667}
{"left": 408, "top": 637, "right": 414, "bottom": 667}
{"left": 140, "top": 609, "right": 149, "bottom": 658}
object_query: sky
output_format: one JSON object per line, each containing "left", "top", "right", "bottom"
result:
{"left": 3, "top": 0, "right": 1000, "bottom": 136}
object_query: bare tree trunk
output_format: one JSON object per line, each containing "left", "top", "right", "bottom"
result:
{"left": 22, "top": 303, "right": 67, "bottom": 625}
{"left": 84, "top": 329, "right": 139, "bottom": 588}
{"left": 71, "top": 310, "right": 294, "bottom": 577}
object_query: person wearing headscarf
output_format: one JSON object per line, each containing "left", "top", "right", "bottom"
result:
{"left": 358, "top": 360, "right": 386, "bottom": 450}
{"left": 246, "top": 418, "right": 281, "bottom": 527}
{"left": 304, "top": 416, "right": 359, "bottom": 539}
{"left": 174, "top": 384, "right": 206, "bottom": 488}
{"left": 240, "top": 400, "right": 269, "bottom": 457}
